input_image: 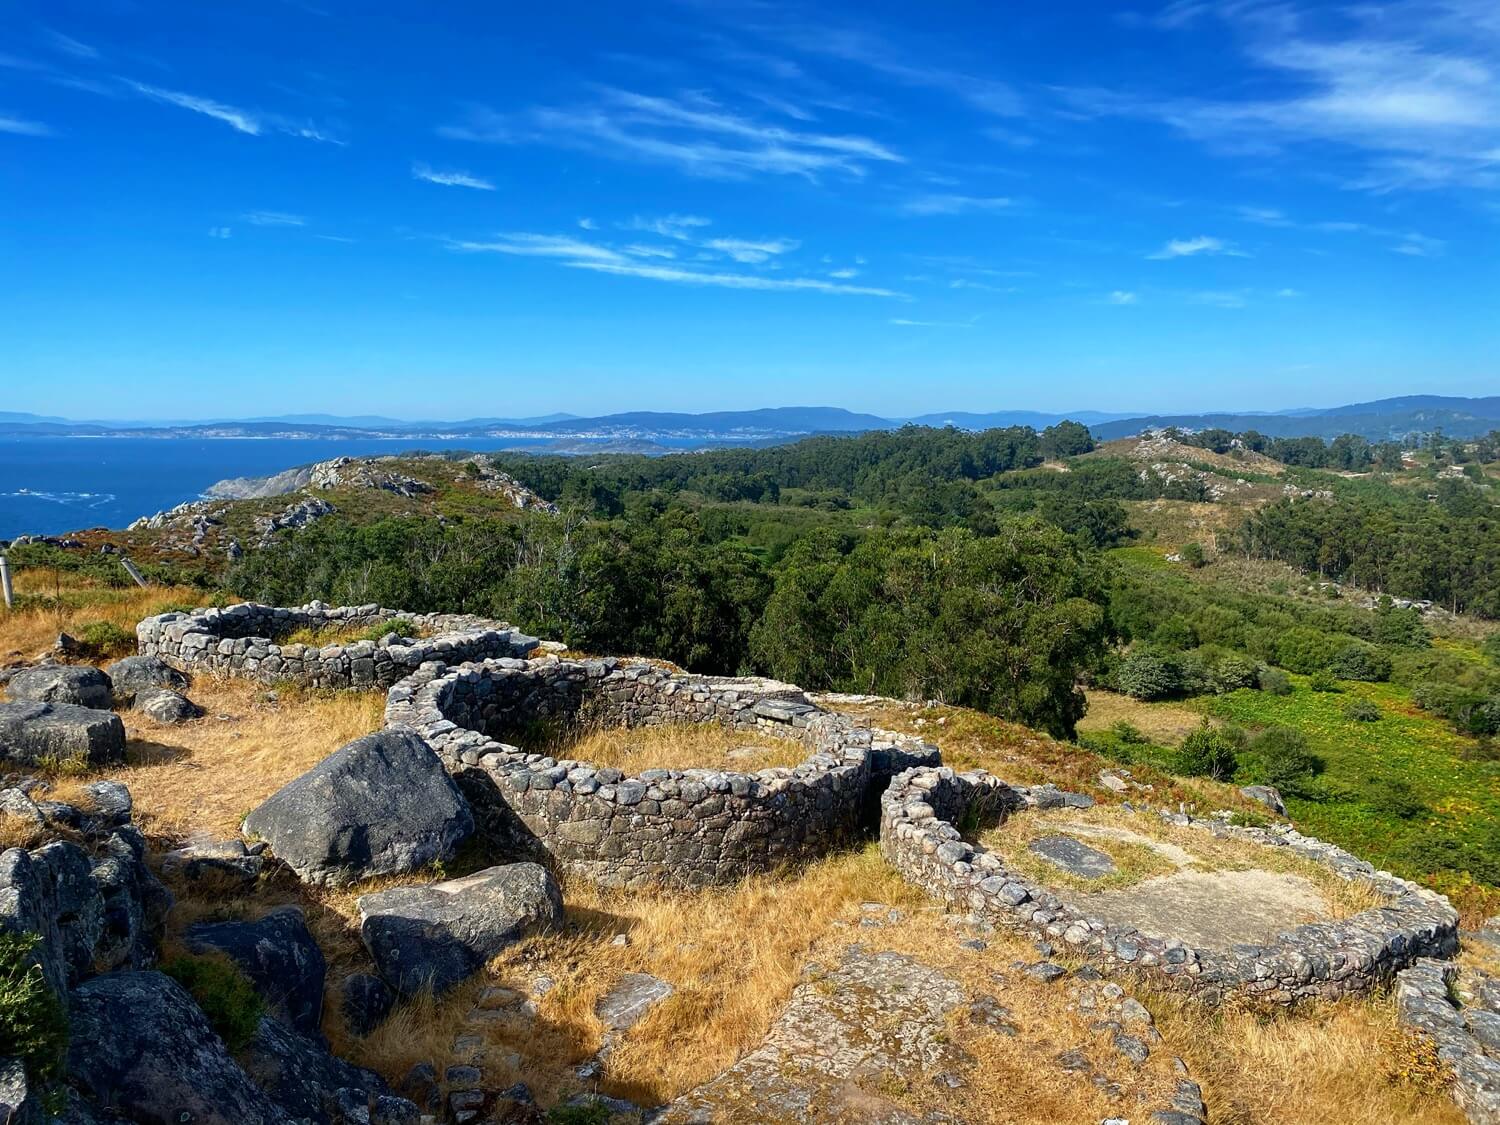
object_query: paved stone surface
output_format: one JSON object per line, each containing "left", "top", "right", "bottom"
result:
{"left": 1028, "top": 834, "right": 1117, "bottom": 879}
{"left": 1074, "top": 869, "right": 1330, "bottom": 949}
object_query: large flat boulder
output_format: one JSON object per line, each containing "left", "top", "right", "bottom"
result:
{"left": 185, "top": 906, "right": 326, "bottom": 1035}
{"left": 105, "top": 655, "right": 187, "bottom": 703}
{"left": 242, "top": 728, "right": 473, "bottom": 887}
{"left": 358, "top": 863, "right": 562, "bottom": 998}
{"left": 67, "top": 971, "right": 293, "bottom": 1125}
{"left": 0, "top": 701, "right": 125, "bottom": 767}
{"left": 5, "top": 665, "right": 113, "bottom": 710}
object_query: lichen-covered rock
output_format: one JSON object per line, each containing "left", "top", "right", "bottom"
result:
{"left": 340, "top": 972, "right": 395, "bottom": 1037}
{"left": 185, "top": 906, "right": 326, "bottom": 1035}
{"left": 133, "top": 687, "right": 203, "bottom": 724}
{"left": 104, "top": 655, "right": 187, "bottom": 703}
{"left": 1396, "top": 959, "right": 1500, "bottom": 1124}
{"left": 239, "top": 1015, "right": 400, "bottom": 1124}
{"left": 67, "top": 971, "right": 294, "bottom": 1125}
{"left": 243, "top": 728, "right": 473, "bottom": 887}
{"left": 0, "top": 701, "right": 125, "bottom": 768}
{"left": 1240, "top": 784, "right": 1286, "bottom": 816}
{"left": 358, "top": 863, "right": 562, "bottom": 997}
{"left": 161, "top": 837, "right": 266, "bottom": 893}
{"left": 5, "top": 665, "right": 113, "bottom": 710}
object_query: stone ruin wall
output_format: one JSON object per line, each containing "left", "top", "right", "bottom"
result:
{"left": 384, "top": 656, "right": 940, "bottom": 889}
{"left": 879, "top": 765, "right": 1459, "bottom": 1006}
{"left": 136, "top": 601, "right": 538, "bottom": 691}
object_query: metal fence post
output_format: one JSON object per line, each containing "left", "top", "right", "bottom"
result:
{"left": 119, "top": 556, "right": 149, "bottom": 588}
{"left": 0, "top": 555, "right": 12, "bottom": 609}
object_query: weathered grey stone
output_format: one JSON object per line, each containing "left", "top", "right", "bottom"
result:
{"left": 5, "top": 665, "right": 112, "bottom": 709}
{"left": 81, "top": 781, "right": 132, "bottom": 824}
{"left": 1240, "top": 785, "right": 1287, "bottom": 816}
{"left": 0, "top": 701, "right": 125, "bottom": 767}
{"left": 186, "top": 906, "right": 327, "bottom": 1035}
{"left": 1028, "top": 834, "right": 1117, "bottom": 879}
{"left": 239, "top": 1016, "right": 393, "bottom": 1124}
{"left": 340, "top": 972, "right": 396, "bottom": 1037}
{"left": 133, "top": 687, "right": 203, "bottom": 723}
{"left": 595, "top": 972, "right": 674, "bottom": 1031}
{"left": 105, "top": 655, "right": 187, "bottom": 702}
{"left": 161, "top": 837, "right": 265, "bottom": 893}
{"left": 67, "top": 971, "right": 293, "bottom": 1125}
{"left": 243, "top": 728, "right": 473, "bottom": 887}
{"left": 358, "top": 862, "right": 562, "bottom": 997}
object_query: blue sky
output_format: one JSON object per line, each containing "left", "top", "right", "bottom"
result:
{"left": 2, "top": 0, "right": 1497, "bottom": 421}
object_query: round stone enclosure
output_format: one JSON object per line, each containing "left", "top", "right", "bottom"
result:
{"left": 880, "top": 766, "right": 1458, "bottom": 1005}
{"left": 137, "top": 601, "right": 539, "bottom": 690}
{"left": 385, "top": 656, "right": 941, "bottom": 889}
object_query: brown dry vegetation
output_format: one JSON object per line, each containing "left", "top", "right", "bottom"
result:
{"left": 543, "top": 722, "right": 808, "bottom": 774}
{"left": 1077, "top": 688, "right": 1214, "bottom": 743}
{"left": 0, "top": 571, "right": 200, "bottom": 663}
{"left": 115, "top": 678, "right": 385, "bottom": 838}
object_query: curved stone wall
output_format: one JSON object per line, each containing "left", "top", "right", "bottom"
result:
{"left": 384, "top": 656, "right": 940, "bottom": 889}
{"left": 137, "top": 602, "right": 538, "bottom": 691}
{"left": 879, "top": 766, "right": 1458, "bottom": 1005}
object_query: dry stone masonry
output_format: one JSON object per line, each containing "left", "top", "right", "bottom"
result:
{"left": 384, "top": 655, "right": 940, "bottom": 889}
{"left": 879, "top": 765, "right": 1458, "bottom": 1005}
{"left": 1397, "top": 958, "right": 1500, "bottom": 1124}
{"left": 137, "top": 601, "right": 538, "bottom": 690}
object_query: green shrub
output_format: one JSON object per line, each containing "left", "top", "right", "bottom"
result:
{"left": 1483, "top": 632, "right": 1500, "bottom": 665}
{"left": 76, "top": 620, "right": 135, "bottom": 659}
{"left": 1308, "top": 669, "right": 1342, "bottom": 693}
{"left": 1328, "top": 641, "right": 1392, "bottom": 682}
{"left": 0, "top": 932, "right": 68, "bottom": 1088}
{"left": 547, "top": 1102, "right": 612, "bottom": 1125}
{"left": 1179, "top": 541, "right": 1206, "bottom": 568}
{"left": 1257, "top": 666, "right": 1292, "bottom": 695}
{"left": 162, "top": 953, "right": 264, "bottom": 1051}
{"left": 1182, "top": 646, "right": 1258, "bottom": 695}
{"left": 1343, "top": 698, "right": 1381, "bottom": 722}
{"left": 1274, "top": 627, "right": 1343, "bottom": 674}
{"left": 1151, "top": 616, "right": 1197, "bottom": 651}
{"left": 1110, "top": 721, "right": 1149, "bottom": 745}
{"left": 1116, "top": 652, "right": 1181, "bottom": 701}
{"left": 1365, "top": 779, "right": 1425, "bottom": 821}
{"left": 1228, "top": 809, "right": 1272, "bottom": 829}
{"left": 1246, "top": 726, "right": 1323, "bottom": 793}
{"left": 1174, "top": 721, "right": 1242, "bottom": 780}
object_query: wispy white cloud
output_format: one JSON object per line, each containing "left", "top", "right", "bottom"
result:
{"left": 1191, "top": 290, "right": 1249, "bottom": 309}
{"left": 623, "top": 243, "right": 677, "bottom": 259}
{"left": 446, "top": 229, "right": 901, "bottom": 297}
{"left": 1393, "top": 232, "right": 1446, "bottom": 256}
{"left": 577, "top": 217, "right": 598, "bottom": 230}
{"left": 890, "top": 317, "right": 976, "bottom": 327}
{"left": 440, "top": 87, "right": 902, "bottom": 180}
{"left": 704, "top": 236, "right": 799, "bottom": 263}
{"left": 0, "top": 113, "right": 51, "bottom": 136}
{"left": 623, "top": 214, "right": 712, "bottom": 240}
{"left": 1277, "top": 287, "right": 1303, "bottom": 297}
{"left": 207, "top": 226, "right": 232, "bottom": 239}
{"left": 412, "top": 162, "right": 495, "bottom": 190}
{"left": 42, "top": 30, "right": 98, "bottom": 60}
{"left": 829, "top": 267, "right": 860, "bottom": 278}
{"left": 948, "top": 278, "right": 1016, "bottom": 293}
{"left": 1107, "top": 290, "right": 1139, "bottom": 305}
{"left": 1080, "top": 0, "right": 1500, "bottom": 192}
{"left": 1147, "top": 235, "right": 1246, "bottom": 259}
{"left": 127, "top": 81, "right": 262, "bottom": 134}
{"left": 242, "top": 210, "right": 305, "bottom": 227}
{"left": 900, "top": 193, "right": 1015, "bottom": 216}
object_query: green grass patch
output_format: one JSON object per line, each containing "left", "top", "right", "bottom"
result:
{"left": 162, "top": 953, "right": 264, "bottom": 1051}
{"left": 0, "top": 932, "right": 68, "bottom": 1090}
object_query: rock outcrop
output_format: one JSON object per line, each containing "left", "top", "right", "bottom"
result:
{"left": 104, "top": 655, "right": 187, "bottom": 703}
{"left": 5, "top": 665, "right": 113, "bottom": 710}
{"left": 185, "top": 907, "right": 327, "bottom": 1035}
{"left": 357, "top": 862, "right": 562, "bottom": 998}
{"left": 243, "top": 728, "right": 474, "bottom": 887}
{"left": 0, "top": 701, "right": 126, "bottom": 768}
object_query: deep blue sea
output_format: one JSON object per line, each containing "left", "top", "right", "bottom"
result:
{"left": 0, "top": 436, "right": 572, "bottom": 539}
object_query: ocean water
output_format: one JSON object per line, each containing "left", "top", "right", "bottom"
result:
{"left": 0, "top": 436, "right": 568, "bottom": 539}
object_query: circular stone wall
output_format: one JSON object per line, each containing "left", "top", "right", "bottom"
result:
{"left": 384, "top": 656, "right": 940, "bottom": 889}
{"left": 137, "top": 601, "right": 539, "bottom": 690}
{"left": 879, "top": 766, "right": 1458, "bottom": 1004}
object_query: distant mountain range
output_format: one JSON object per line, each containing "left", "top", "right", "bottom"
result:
{"left": 3, "top": 396, "right": 1498, "bottom": 445}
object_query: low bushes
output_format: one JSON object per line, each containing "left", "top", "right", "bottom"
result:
{"left": 162, "top": 953, "right": 264, "bottom": 1051}
{"left": 0, "top": 932, "right": 69, "bottom": 1092}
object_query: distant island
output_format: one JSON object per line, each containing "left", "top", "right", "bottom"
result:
{"left": 5, "top": 394, "right": 1500, "bottom": 444}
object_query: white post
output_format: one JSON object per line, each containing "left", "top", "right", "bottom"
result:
{"left": 0, "top": 555, "right": 12, "bottom": 609}
{"left": 119, "top": 556, "right": 149, "bottom": 588}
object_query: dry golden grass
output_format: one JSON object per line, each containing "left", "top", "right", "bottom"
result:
{"left": 1077, "top": 689, "right": 1215, "bottom": 743}
{"left": 281, "top": 618, "right": 432, "bottom": 648}
{"left": 0, "top": 574, "right": 200, "bottom": 663}
{"left": 546, "top": 722, "right": 808, "bottom": 774}
{"left": 1153, "top": 993, "right": 1463, "bottom": 1124}
{"left": 107, "top": 677, "right": 385, "bottom": 838}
